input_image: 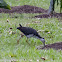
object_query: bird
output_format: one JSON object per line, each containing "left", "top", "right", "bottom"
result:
{"left": 17, "top": 24, "right": 45, "bottom": 47}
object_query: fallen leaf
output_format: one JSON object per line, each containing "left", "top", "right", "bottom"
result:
{"left": 10, "top": 28, "right": 13, "bottom": 29}
{"left": 47, "top": 31, "right": 51, "bottom": 34}
{"left": 7, "top": 19, "right": 9, "bottom": 22}
{"left": 9, "top": 31, "right": 12, "bottom": 34}
{"left": 37, "top": 30, "right": 45, "bottom": 33}
{"left": 20, "top": 33, "right": 24, "bottom": 37}
{"left": 37, "top": 59, "right": 39, "bottom": 62}
{"left": 33, "top": 21, "right": 40, "bottom": 23}
{"left": 41, "top": 57, "right": 46, "bottom": 60}
{"left": 12, "top": 31, "right": 16, "bottom": 34}
{"left": 29, "top": 59, "right": 32, "bottom": 62}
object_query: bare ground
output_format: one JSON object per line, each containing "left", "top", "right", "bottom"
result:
{"left": 36, "top": 42, "right": 62, "bottom": 50}
{"left": 0, "top": 5, "right": 62, "bottom": 19}
{"left": 42, "top": 42, "right": 62, "bottom": 50}
{"left": 35, "top": 13, "right": 62, "bottom": 19}
{"left": 0, "top": 5, "right": 48, "bottom": 13}
{"left": 0, "top": 5, "right": 62, "bottom": 50}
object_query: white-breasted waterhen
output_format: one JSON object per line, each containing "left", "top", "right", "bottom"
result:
{"left": 17, "top": 24, "right": 45, "bottom": 47}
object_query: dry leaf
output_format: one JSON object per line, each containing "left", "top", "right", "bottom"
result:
{"left": 41, "top": 57, "right": 46, "bottom": 60}
{"left": 9, "top": 31, "right": 12, "bottom": 34}
{"left": 7, "top": 19, "right": 9, "bottom": 22}
{"left": 33, "top": 21, "right": 40, "bottom": 23}
{"left": 10, "top": 28, "right": 13, "bottom": 29}
{"left": 20, "top": 33, "right": 24, "bottom": 37}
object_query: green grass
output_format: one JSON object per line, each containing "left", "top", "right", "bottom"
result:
{"left": 6, "top": 0, "right": 50, "bottom": 8}
{"left": 0, "top": 13, "right": 62, "bottom": 62}
{"left": 0, "top": 0, "right": 62, "bottom": 62}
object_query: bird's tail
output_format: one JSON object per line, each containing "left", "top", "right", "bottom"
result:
{"left": 19, "top": 24, "right": 22, "bottom": 27}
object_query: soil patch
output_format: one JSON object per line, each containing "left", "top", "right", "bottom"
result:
{"left": 35, "top": 13, "right": 62, "bottom": 19}
{"left": 38, "top": 42, "right": 62, "bottom": 50}
{"left": 0, "top": 5, "right": 62, "bottom": 19}
{"left": 0, "top": 5, "right": 48, "bottom": 13}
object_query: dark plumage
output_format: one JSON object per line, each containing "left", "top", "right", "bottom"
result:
{"left": 17, "top": 24, "right": 45, "bottom": 47}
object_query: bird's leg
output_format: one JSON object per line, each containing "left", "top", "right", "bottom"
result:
{"left": 17, "top": 38, "right": 21, "bottom": 44}
{"left": 26, "top": 37, "right": 30, "bottom": 45}
{"left": 17, "top": 34, "right": 24, "bottom": 44}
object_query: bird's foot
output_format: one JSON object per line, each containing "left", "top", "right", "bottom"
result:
{"left": 17, "top": 40, "right": 19, "bottom": 44}
{"left": 17, "top": 38, "right": 21, "bottom": 44}
{"left": 26, "top": 40, "right": 30, "bottom": 45}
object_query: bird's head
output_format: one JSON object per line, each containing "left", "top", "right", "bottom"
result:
{"left": 40, "top": 38, "right": 45, "bottom": 47}
{"left": 17, "top": 24, "right": 22, "bottom": 30}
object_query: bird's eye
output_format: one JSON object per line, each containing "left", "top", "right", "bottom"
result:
{"left": 43, "top": 38, "right": 44, "bottom": 39}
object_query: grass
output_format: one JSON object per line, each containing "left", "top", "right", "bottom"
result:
{"left": 0, "top": 0, "right": 62, "bottom": 62}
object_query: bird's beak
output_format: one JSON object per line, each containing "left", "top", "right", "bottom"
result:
{"left": 40, "top": 38, "right": 45, "bottom": 47}
{"left": 43, "top": 40, "right": 45, "bottom": 47}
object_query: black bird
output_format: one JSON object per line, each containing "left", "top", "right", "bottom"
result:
{"left": 17, "top": 24, "right": 45, "bottom": 47}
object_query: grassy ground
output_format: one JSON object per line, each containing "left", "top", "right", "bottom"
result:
{"left": 0, "top": 0, "right": 62, "bottom": 62}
